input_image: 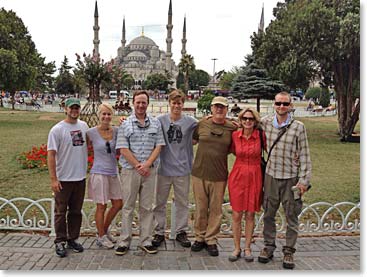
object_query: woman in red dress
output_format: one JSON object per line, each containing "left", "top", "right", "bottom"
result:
{"left": 227, "top": 107, "right": 265, "bottom": 262}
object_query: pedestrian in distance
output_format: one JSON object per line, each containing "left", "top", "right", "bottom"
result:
{"left": 86, "top": 103, "right": 123, "bottom": 249}
{"left": 47, "top": 98, "right": 88, "bottom": 258}
{"left": 227, "top": 107, "right": 266, "bottom": 262}
{"left": 115, "top": 91, "right": 165, "bottom": 256}
{"left": 190, "top": 96, "right": 237, "bottom": 256}
{"left": 152, "top": 90, "right": 198, "bottom": 248}
{"left": 258, "top": 91, "right": 312, "bottom": 269}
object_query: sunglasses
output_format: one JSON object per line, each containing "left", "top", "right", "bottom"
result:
{"left": 241, "top": 117, "right": 255, "bottom": 122}
{"left": 274, "top": 102, "right": 291, "bottom": 107}
{"left": 136, "top": 119, "right": 151, "bottom": 129}
{"left": 106, "top": 141, "right": 112, "bottom": 153}
{"left": 210, "top": 127, "right": 224, "bottom": 137}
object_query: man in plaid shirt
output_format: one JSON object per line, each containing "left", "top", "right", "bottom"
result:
{"left": 258, "top": 91, "right": 312, "bottom": 269}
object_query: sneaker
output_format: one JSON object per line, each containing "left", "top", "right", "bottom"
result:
{"left": 191, "top": 241, "right": 206, "bottom": 252}
{"left": 55, "top": 242, "right": 67, "bottom": 258}
{"left": 96, "top": 235, "right": 114, "bottom": 249}
{"left": 283, "top": 252, "right": 295, "bottom": 269}
{"left": 115, "top": 245, "right": 129, "bottom": 256}
{"left": 258, "top": 247, "right": 273, "bottom": 263}
{"left": 176, "top": 232, "right": 191, "bottom": 248}
{"left": 67, "top": 240, "right": 84, "bottom": 253}
{"left": 140, "top": 245, "right": 158, "bottom": 254}
{"left": 106, "top": 231, "right": 117, "bottom": 243}
{"left": 206, "top": 244, "right": 219, "bottom": 256}
{"left": 152, "top": 234, "right": 165, "bottom": 247}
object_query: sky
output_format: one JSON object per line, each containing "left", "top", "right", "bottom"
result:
{"left": 1, "top": 0, "right": 281, "bottom": 75}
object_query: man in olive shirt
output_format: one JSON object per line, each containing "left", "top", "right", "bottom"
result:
{"left": 191, "top": 96, "right": 237, "bottom": 256}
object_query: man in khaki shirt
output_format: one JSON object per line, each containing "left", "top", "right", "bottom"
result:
{"left": 191, "top": 96, "right": 237, "bottom": 256}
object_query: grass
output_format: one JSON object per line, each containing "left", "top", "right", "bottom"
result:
{"left": 0, "top": 108, "right": 360, "bottom": 205}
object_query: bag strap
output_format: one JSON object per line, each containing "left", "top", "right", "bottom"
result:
{"left": 266, "top": 120, "right": 294, "bottom": 162}
{"left": 259, "top": 129, "right": 265, "bottom": 159}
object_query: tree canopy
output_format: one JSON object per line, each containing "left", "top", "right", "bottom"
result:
{"left": 252, "top": 0, "right": 360, "bottom": 139}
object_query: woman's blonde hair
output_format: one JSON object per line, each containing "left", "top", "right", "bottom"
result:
{"left": 97, "top": 103, "right": 114, "bottom": 117}
{"left": 238, "top": 107, "right": 261, "bottom": 128}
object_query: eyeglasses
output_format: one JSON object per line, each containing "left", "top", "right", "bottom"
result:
{"left": 241, "top": 117, "right": 255, "bottom": 122}
{"left": 106, "top": 141, "right": 112, "bottom": 153}
{"left": 210, "top": 127, "right": 224, "bottom": 137}
{"left": 274, "top": 102, "right": 291, "bottom": 107}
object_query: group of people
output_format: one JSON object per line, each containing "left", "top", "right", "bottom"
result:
{"left": 47, "top": 89, "right": 311, "bottom": 270}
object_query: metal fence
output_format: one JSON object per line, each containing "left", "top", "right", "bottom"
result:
{"left": 0, "top": 197, "right": 360, "bottom": 237}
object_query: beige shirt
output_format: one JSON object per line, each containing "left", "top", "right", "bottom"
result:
{"left": 192, "top": 118, "right": 237, "bottom": 182}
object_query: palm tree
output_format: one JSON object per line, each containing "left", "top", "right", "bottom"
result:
{"left": 178, "top": 54, "right": 195, "bottom": 93}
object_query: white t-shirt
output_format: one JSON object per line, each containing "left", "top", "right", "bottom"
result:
{"left": 47, "top": 119, "right": 89, "bottom": 181}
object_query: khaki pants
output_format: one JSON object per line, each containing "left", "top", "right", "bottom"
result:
{"left": 154, "top": 175, "right": 191, "bottom": 236}
{"left": 262, "top": 174, "right": 302, "bottom": 253}
{"left": 192, "top": 176, "right": 226, "bottom": 245}
{"left": 118, "top": 168, "right": 157, "bottom": 247}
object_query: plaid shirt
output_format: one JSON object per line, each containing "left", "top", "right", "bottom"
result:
{"left": 260, "top": 114, "right": 312, "bottom": 186}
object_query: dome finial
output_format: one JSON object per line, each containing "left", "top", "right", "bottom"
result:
{"left": 141, "top": 26, "right": 144, "bottom": 36}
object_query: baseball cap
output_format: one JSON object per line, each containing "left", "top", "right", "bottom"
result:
{"left": 211, "top": 96, "right": 228, "bottom": 107}
{"left": 65, "top": 98, "right": 81, "bottom": 108}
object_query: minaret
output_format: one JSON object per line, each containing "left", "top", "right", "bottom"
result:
{"left": 165, "top": 0, "right": 173, "bottom": 73}
{"left": 93, "top": 1, "right": 100, "bottom": 57}
{"left": 121, "top": 16, "right": 126, "bottom": 48}
{"left": 181, "top": 16, "right": 187, "bottom": 58}
{"left": 258, "top": 3, "right": 264, "bottom": 33}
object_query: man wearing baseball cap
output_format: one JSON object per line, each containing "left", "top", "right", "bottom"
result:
{"left": 190, "top": 96, "right": 237, "bottom": 256}
{"left": 47, "top": 97, "right": 89, "bottom": 257}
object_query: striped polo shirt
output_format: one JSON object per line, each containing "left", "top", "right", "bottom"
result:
{"left": 116, "top": 113, "right": 165, "bottom": 169}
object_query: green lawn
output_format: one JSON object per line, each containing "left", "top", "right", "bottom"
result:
{"left": 0, "top": 108, "right": 360, "bottom": 205}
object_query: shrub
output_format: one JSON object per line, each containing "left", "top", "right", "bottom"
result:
{"left": 197, "top": 90, "right": 215, "bottom": 114}
{"left": 319, "top": 87, "right": 331, "bottom": 107}
{"left": 305, "top": 87, "right": 322, "bottom": 100}
{"left": 16, "top": 144, "right": 48, "bottom": 170}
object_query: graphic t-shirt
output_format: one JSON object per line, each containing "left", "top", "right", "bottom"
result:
{"left": 47, "top": 120, "right": 89, "bottom": 181}
{"left": 157, "top": 114, "right": 198, "bottom": 176}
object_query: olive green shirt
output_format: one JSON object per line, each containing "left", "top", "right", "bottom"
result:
{"left": 192, "top": 118, "right": 237, "bottom": 182}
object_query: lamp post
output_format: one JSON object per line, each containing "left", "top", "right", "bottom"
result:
{"left": 211, "top": 58, "right": 217, "bottom": 83}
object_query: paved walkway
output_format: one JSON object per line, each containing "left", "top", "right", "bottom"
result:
{"left": 0, "top": 232, "right": 360, "bottom": 270}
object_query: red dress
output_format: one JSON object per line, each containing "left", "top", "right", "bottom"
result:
{"left": 228, "top": 129, "right": 264, "bottom": 212}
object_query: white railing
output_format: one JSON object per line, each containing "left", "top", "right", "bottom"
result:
{"left": 0, "top": 197, "right": 360, "bottom": 237}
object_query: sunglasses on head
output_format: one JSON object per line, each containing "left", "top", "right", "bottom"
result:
{"left": 241, "top": 117, "right": 255, "bottom": 122}
{"left": 274, "top": 102, "right": 291, "bottom": 107}
{"left": 106, "top": 141, "right": 112, "bottom": 153}
{"left": 210, "top": 127, "right": 224, "bottom": 137}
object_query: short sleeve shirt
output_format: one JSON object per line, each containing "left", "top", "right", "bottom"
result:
{"left": 47, "top": 119, "right": 89, "bottom": 181}
{"left": 191, "top": 118, "right": 237, "bottom": 182}
{"left": 116, "top": 113, "right": 166, "bottom": 169}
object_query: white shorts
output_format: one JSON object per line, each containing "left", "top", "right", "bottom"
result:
{"left": 87, "top": 174, "right": 122, "bottom": 204}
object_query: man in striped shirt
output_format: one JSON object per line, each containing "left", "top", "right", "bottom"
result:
{"left": 258, "top": 91, "right": 312, "bottom": 269}
{"left": 115, "top": 91, "right": 165, "bottom": 256}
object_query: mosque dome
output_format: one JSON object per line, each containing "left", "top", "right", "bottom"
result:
{"left": 129, "top": 35, "right": 157, "bottom": 47}
{"left": 126, "top": 51, "right": 147, "bottom": 61}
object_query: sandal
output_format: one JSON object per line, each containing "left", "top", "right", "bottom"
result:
{"left": 228, "top": 249, "right": 241, "bottom": 262}
{"left": 244, "top": 248, "right": 254, "bottom": 262}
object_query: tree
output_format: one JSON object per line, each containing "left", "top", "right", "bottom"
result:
{"left": 252, "top": 0, "right": 360, "bottom": 140}
{"left": 218, "top": 67, "right": 240, "bottom": 90}
{"left": 105, "top": 61, "right": 133, "bottom": 99}
{"left": 0, "top": 8, "right": 50, "bottom": 109}
{"left": 231, "top": 55, "right": 286, "bottom": 112}
{"left": 178, "top": 54, "right": 195, "bottom": 93}
{"left": 32, "top": 55, "right": 56, "bottom": 94}
{"left": 55, "top": 56, "right": 75, "bottom": 95}
{"left": 189, "top": 69, "right": 210, "bottom": 91}
{"left": 197, "top": 90, "right": 215, "bottom": 115}
{"left": 144, "top": 73, "right": 172, "bottom": 92}
{"left": 74, "top": 52, "right": 111, "bottom": 126}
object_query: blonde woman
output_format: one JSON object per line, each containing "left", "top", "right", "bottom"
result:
{"left": 87, "top": 103, "right": 123, "bottom": 249}
{"left": 227, "top": 107, "right": 265, "bottom": 262}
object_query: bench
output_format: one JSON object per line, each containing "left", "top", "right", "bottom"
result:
{"left": 182, "top": 107, "right": 197, "bottom": 116}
